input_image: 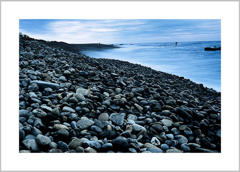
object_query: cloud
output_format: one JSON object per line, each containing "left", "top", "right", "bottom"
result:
{"left": 20, "top": 19, "right": 221, "bottom": 43}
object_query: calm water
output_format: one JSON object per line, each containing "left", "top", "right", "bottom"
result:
{"left": 82, "top": 41, "right": 221, "bottom": 92}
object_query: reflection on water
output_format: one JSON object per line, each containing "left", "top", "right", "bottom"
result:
{"left": 82, "top": 41, "right": 221, "bottom": 92}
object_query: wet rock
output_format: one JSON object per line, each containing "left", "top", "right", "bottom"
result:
{"left": 36, "top": 134, "right": 51, "bottom": 146}
{"left": 175, "top": 135, "right": 188, "bottom": 145}
{"left": 56, "top": 129, "right": 69, "bottom": 137}
{"left": 85, "top": 147, "right": 97, "bottom": 153}
{"left": 76, "top": 146, "right": 85, "bottom": 152}
{"left": 57, "top": 141, "right": 69, "bottom": 151}
{"left": 161, "top": 119, "right": 173, "bottom": 127}
{"left": 63, "top": 106, "right": 75, "bottom": 113}
{"left": 132, "top": 124, "right": 146, "bottom": 133}
{"left": 134, "top": 103, "right": 143, "bottom": 112}
{"left": 112, "top": 136, "right": 129, "bottom": 150}
{"left": 22, "top": 139, "right": 39, "bottom": 151}
{"left": 31, "top": 80, "right": 59, "bottom": 89}
{"left": 32, "top": 127, "right": 42, "bottom": 136}
{"left": 102, "top": 143, "right": 113, "bottom": 151}
{"left": 40, "top": 105, "right": 53, "bottom": 112}
{"left": 160, "top": 144, "right": 169, "bottom": 151}
{"left": 166, "top": 134, "right": 174, "bottom": 140}
{"left": 109, "top": 113, "right": 125, "bottom": 126}
{"left": 90, "top": 125, "right": 103, "bottom": 133}
{"left": 151, "top": 137, "right": 161, "bottom": 146}
{"left": 76, "top": 117, "right": 94, "bottom": 129}
{"left": 76, "top": 87, "right": 90, "bottom": 96}
{"left": 98, "top": 113, "right": 109, "bottom": 121}
{"left": 87, "top": 140, "right": 101, "bottom": 150}
{"left": 20, "top": 109, "right": 30, "bottom": 118}
{"left": 54, "top": 124, "right": 69, "bottom": 130}
{"left": 166, "top": 148, "right": 183, "bottom": 153}
{"left": 68, "top": 138, "right": 82, "bottom": 149}
{"left": 181, "top": 143, "right": 191, "bottom": 152}
{"left": 32, "top": 108, "right": 47, "bottom": 118}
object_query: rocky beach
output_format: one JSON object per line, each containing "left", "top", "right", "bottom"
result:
{"left": 19, "top": 34, "right": 221, "bottom": 153}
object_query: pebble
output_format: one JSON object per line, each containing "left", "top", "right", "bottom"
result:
{"left": 35, "top": 134, "right": 51, "bottom": 146}
{"left": 166, "top": 148, "right": 183, "bottom": 153}
{"left": 166, "top": 134, "right": 174, "bottom": 140}
{"left": 69, "top": 138, "right": 83, "bottom": 149}
{"left": 32, "top": 108, "right": 47, "bottom": 118}
{"left": 31, "top": 80, "right": 59, "bottom": 89}
{"left": 175, "top": 135, "right": 188, "bottom": 145}
{"left": 161, "top": 119, "right": 173, "bottom": 127}
{"left": 19, "top": 109, "right": 30, "bottom": 118}
{"left": 102, "top": 143, "right": 113, "bottom": 151}
{"left": 57, "top": 141, "right": 69, "bottom": 151}
{"left": 90, "top": 125, "right": 103, "bottom": 133}
{"left": 147, "top": 147, "right": 163, "bottom": 153}
{"left": 181, "top": 143, "right": 191, "bottom": 152}
{"left": 54, "top": 124, "right": 69, "bottom": 130}
{"left": 132, "top": 124, "right": 146, "bottom": 133}
{"left": 85, "top": 147, "right": 97, "bottom": 153}
{"left": 63, "top": 106, "right": 76, "bottom": 113}
{"left": 87, "top": 140, "right": 101, "bottom": 150}
{"left": 32, "top": 127, "right": 42, "bottom": 136}
{"left": 134, "top": 103, "right": 143, "bottom": 112}
{"left": 40, "top": 105, "right": 53, "bottom": 112}
{"left": 22, "top": 139, "right": 39, "bottom": 151}
{"left": 109, "top": 113, "right": 125, "bottom": 126}
{"left": 76, "top": 146, "right": 84, "bottom": 152}
{"left": 98, "top": 113, "right": 109, "bottom": 121}
{"left": 56, "top": 129, "right": 69, "bottom": 137}
{"left": 112, "top": 136, "right": 129, "bottom": 150}
{"left": 151, "top": 137, "right": 161, "bottom": 146}
{"left": 160, "top": 144, "right": 169, "bottom": 151}
{"left": 76, "top": 117, "right": 94, "bottom": 129}
{"left": 49, "top": 142, "right": 58, "bottom": 149}
{"left": 59, "top": 76, "right": 67, "bottom": 82}
{"left": 76, "top": 88, "right": 90, "bottom": 96}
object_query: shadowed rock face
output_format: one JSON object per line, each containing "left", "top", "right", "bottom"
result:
{"left": 19, "top": 34, "right": 221, "bottom": 153}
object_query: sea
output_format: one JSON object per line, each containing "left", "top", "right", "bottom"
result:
{"left": 82, "top": 41, "right": 221, "bottom": 92}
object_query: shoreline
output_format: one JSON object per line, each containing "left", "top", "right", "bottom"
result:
{"left": 94, "top": 57, "right": 220, "bottom": 93}
{"left": 19, "top": 34, "right": 221, "bottom": 153}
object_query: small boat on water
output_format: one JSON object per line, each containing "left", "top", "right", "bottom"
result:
{"left": 204, "top": 47, "right": 221, "bottom": 51}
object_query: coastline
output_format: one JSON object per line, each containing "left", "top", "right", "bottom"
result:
{"left": 19, "top": 35, "right": 221, "bottom": 153}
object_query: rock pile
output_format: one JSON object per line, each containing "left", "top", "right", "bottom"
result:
{"left": 19, "top": 35, "right": 221, "bottom": 153}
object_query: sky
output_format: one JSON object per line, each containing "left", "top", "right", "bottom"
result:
{"left": 20, "top": 19, "right": 221, "bottom": 44}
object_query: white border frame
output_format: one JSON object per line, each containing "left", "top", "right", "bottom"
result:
{"left": 1, "top": 1, "right": 239, "bottom": 171}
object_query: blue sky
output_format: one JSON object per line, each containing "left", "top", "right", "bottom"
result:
{"left": 20, "top": 19, "right": 220, "bottom": 44}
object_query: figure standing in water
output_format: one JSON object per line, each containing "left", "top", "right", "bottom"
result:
{"left": 175, "top": 42, "right": 178, "bottom": 46}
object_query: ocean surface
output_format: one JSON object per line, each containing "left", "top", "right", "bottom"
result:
{"left": 82, "top": 41, "right": 221, "bottom": 92}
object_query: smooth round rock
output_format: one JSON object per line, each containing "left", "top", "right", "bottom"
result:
{"left": 161, "top": 119, "right": 173, "bottom": 127}
{"left": 109, "top": 113, "right": 125, "bottom": 126}
{"left": 160, "top": 144, "right": 169, "bottom": 151}
{"left": 175, "top": 135, "right": 188, "bottom": 145}
{"left": 22, "top": 139, "right": 39, "bottom": 151}
{"left": 166, "top": 134, "right": 174, "bottom": 140}
{"left": 76, "top": 117, "right": 94, "bottom": 129}
{"left": 102, "top": 143, "right": 113, "bottom": 151}
{"left": 35, "top": 134, "right": 51, "bottom": 146}
{"left": 63, "top": 106, "right": 76, "bottom": 113}
{"left": 57, "top": 141, "right": 69, "bottom": 151}
{"left": 98, "top": 113, "right": 109, "bottom": 122}
{"left": 181, "top": 143, "right": 191, "bottom": 152}
{"left": 90, "top": 125, "right": 103, "bottom": 133}
{"left": 112, "top": 136, "right": 129, "bottom": 150}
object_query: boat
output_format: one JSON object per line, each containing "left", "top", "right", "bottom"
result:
{"left": 204, "top": 47, "right": 221, "bottom": 51}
